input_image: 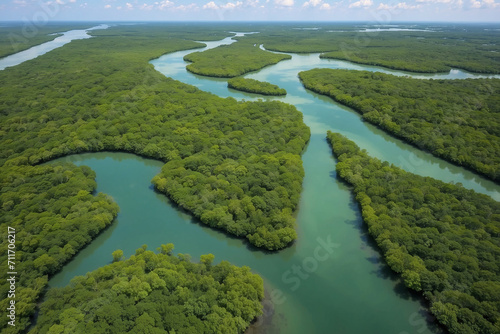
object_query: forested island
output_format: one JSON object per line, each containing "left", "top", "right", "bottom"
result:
{"left": 183, "top": 42, "right": 291, "bottom": 77}
{"left": 227, "top": 78, "right": 287, "bottom": 96}
{"left": 327, "top": 132, "right": 500, "bottom": 334}
{"left": 31, "top": 245, "right": 264, "bottom": 334}
{"left": 300, "top": 69, "right": 500, "bottom": 182}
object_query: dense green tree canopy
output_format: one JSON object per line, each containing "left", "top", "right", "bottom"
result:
{"left": 227, "top": 77, "right": 286, "bottom": 96}
{"left": 0, "top": 163, "right": 119, "bottom": 333}
{"left": 300, "top": 69, "right": 500, "bottom": 181}
{"left": 184, "top": 42, "right": 291, "bottom": 78}
{"left": 31, "top": 245, "right": 264, "bottom": 334}
{"left": 327, "top": 131, "right": 500, "bottom": 334}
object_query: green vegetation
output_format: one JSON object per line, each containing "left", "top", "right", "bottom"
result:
{"left": 31, "top": 244, "right": 264, "bottom": 334}
{"left": 89, "top": 23, "right": 235, "bottom": 42}
{"left": 0, "top": 24, "right": 94, "bottom": 58}
{"left": 0, "top": 163, "right": 119, "bottom": 333}
{"left": 0, "top": 25, "right": 309, "bottom": 252}
{"left": 327, "top": 132, "right": 500, "bottom": 334}
{"left": 227, "top": 77, "right": 286, "bottom": 96}
{"left": 239, "top": 24, "right": 500, "bottom": 73}
{"left": 299, "top": 69, "right": 500, "bottom": 182}
{"left": 319, "top": 31, "right": 500, "bottom": 74}
{"left": 184, "top": 42, "right": 291, "bottom": 77}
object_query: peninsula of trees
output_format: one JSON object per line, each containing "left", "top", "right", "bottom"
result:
{"left": 31, "top": 244, "right": 264, "bottom": 334}
{"left": 300, "top": 69, "right": 500, "bottom": 182}
{"left": 0, "top": 163, "right": 119, "bottom": 333}
{"left": 327, "top": 132, "right": 500, "bottom": 334}
{"left": 184, "top": 42, "right": 291, "bottom": 77}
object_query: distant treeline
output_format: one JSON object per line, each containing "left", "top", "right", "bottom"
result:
{"left": 239, "top": 25, "right": 500, "bottom": 74}
{"left": 327, "top": 132, "right": 500, "bottom": 334}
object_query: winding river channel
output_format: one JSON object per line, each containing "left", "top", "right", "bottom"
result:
{"left": 5, "top": 29, "right": 498, "bottom": 333}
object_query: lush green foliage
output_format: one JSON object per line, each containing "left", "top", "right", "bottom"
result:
{"left": 0, "top": 25, "right": 310, "bottom": 250}
{"left": 300, "top": 69, "right": 500, "bottom": 181}
{"left": 0, "top": 163, "right": 119, "bottom": 333}
{"left": 184, "top": 42, "right": 291, "bottom": 77}
{"left": 319, "top": 30, "right": 500, "bottom": 74}
{"left": 89, "top": 23, "right": 235, "bottom": 42}
{"left": 239, "top": 23, "right": 500, "bottom": 73}
{"left": 0, "top": 24, "right": 94, "bottom": 58}
{"left": 327, "top": 131, "right": 500, "bottom": 334}
{"left": 31, "top": 244, "right": 264, "bottom": 334}
{"left": 227, "top": 77, "right": 286, "bottom": 96}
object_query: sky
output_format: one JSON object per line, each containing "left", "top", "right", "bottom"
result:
{"left": 0, "top": 0, "right": 499, "bottom": 22}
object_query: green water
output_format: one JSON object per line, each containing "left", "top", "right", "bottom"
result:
{"left": 48, "top": 33, "right": 500, "bottom": 334}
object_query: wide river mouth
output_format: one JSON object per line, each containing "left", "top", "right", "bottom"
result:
{"left": 12, "top": 29, "right": 497, "bottom": 334}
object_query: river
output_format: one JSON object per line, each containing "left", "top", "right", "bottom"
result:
{"left": 43, "top": 31, "right": 500, "bottom": 334}
{"left": 0, "top": 24, "right": 109, "bottom": 70}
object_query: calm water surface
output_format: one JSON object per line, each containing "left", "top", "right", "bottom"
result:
{"left": 46, "top": 31, "right": 500, "bottom": 334}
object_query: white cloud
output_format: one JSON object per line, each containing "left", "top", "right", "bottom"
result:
{"left": 104, "top": 4, "right": 111, "bottom": 8}
{"left": 203, "top": 1, "right": 219, "bottom": 9}
{"left": 12, "top": 0, "right": 27, "bottom": 5}
{"left": 69, "top": 0, "right": 76, "bottom": 2}
{"left": 416, "top": 0, "right": 452, "bottom": 3}
{"left": 303, "top": 0, "right": 323, "bottom": 6}
{"left": 221, "top": 1, "right": 243, "bottom": 9}
{"left": 469, "top": 0, "right": 499, "bottom": 6}
{"left": 176, "top": 3, "right": 198, "bottom": 10}
{"left": 303, "top": 0, "right": 334, "bottom": 9}
{"left": 377, "top": 1, "right": 420, "bottom": 9}
{"left": 156, "top": 0, "right": 174, "bottom": 9}
{"left": 55, "top": 0, "right": 64, "bottom": 4}
{"left": 246, "top": 0, "right": 260, "bottom": 6}
{"left": 275, "top": 0, "right": 294, "bottom": 6}
{"left": 126, "top": 2, "right": 133, "bottom": 9}
{"left": 140, "top": 3, "right": 154, "bottom": 9}
{"left": 349, "top": 0, "right": 372, "bottom": 7}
